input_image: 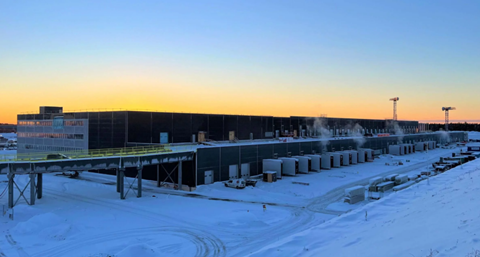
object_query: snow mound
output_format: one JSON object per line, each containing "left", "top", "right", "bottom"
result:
{"left": 115, "top": 244, "right": 158, "bottom": 257}
{"left": 11, "top": 213, "right": 77, "bottom": 241}
{"left": 12, "top": 213, "right": 64, "bottom": 234}
{"left": 249, "top": 159, "right": 480, "bottom": 257}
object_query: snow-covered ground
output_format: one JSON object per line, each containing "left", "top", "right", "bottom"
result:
{"left": 0, "top": 133, "right": 17, "bottom": 140}
{"left": 249, "top": 157, "right": 480, "bottom": 257}
{"left": 468, "top": 131, "right": 480, "bottom": 141}
{"left": 0, "top": 133, "right": 478, "bottom": 257}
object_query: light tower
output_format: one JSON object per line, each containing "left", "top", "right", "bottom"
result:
{"left": 389, "top": 97, "right": 399, "bottom": 120}
{"left": 442, "top": 107, "right": 456, "bottom": 131}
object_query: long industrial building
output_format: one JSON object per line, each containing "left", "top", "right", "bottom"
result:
{"left": 14, "top": 106, "right": 466, "bottom": 189}
{"left": 17, "top": 106, "right": 419, "bottom": 153}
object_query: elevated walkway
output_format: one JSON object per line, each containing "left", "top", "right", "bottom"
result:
{"left": 0, "top": 145, "right": 195, "bottom": 209}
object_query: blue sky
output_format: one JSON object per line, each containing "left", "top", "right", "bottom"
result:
{"left": 0, "top": 1, "right": 479, "bottom": 123}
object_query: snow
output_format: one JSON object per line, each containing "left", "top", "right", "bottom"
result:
{"left": 0, "top": 132, "right": 479, "bottom": 257}
{"left": 468, "top": 131, "right": 480, "bottom": 141}
{"left": 0, "top": 133, "right": 17, "bottom": 140}
{"left": 249, "top": 158, "right": 480, "bottom": 257}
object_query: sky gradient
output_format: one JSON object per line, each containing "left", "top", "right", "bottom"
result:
{"left": 1, "top": 1, "right": 479, "bottom": 124}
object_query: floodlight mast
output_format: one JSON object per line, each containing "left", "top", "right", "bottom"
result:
{"left": 389, "top": 97, "right": 400, "bottom": 120}
{"left": 442, "top": 107, "right": 456, "bottom": 131}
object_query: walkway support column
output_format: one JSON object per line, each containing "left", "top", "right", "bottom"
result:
{"left": 119, "top": 169, "right": 125, "bottom": 200}
{"left": 116, "top": 168, "right": 121, "bottom": 193}
{"left": 37, "top": 173, "right": 43, "bottom": 199}
{"left": 178, "top": 161, "right": 182, "bottom": 190}
{"left": 8, "top": 173, "right": 14, "bottom": 209}
{"left": 137, "top": 166, "right": 142, "bottom": 198}
{"left": 29, "top": 173, "right": 36, "bottom": 205}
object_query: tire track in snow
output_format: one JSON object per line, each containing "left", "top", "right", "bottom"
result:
{"left": 40, "top": 188, "right": 226, "bottom": 257}
{"left": 30, "top": 226, "right": 223, "bottom": 257}
{"left": 5, "top": 231, "right": 30, "bottom": 257}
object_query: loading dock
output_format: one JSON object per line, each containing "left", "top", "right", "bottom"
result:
{"left": 389, "top": 145, "right": 402, "bottom": 155}
{"left": 293, "top": 156, "right": 311, "bottom": 174}
{"left": 328, "top": 153, "right": 341, "bottom": 168}
{"left": 305, "top": 154, "right": 321, "bottom": 172}
{"left": 321, "top": 153, "right": 332, "bottom": 169}
{"left": 415, "top": 142, "right": 428, "bottom": 152}
{"left": 278, "top": 157, "right": 298, "bottom": 176}
{"left": 262, "top": 159, "right": 283, "bottom": 179}
{"left": 340, "top": 152, "right": 350, "bottom": 166}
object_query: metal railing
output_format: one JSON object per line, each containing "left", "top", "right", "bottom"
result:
{"left": 0, "top": 144, "right": 185, "bottom": 162}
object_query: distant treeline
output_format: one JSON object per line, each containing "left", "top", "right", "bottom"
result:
{"left": 427, "top": 122, "right": 480, "bottom": 132}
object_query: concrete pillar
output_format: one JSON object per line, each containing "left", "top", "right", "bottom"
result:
{"left": 178, "top": 161, "right": 183, "bottom": 190}
{"left": 119, "top": 169, "right": 125, "bottom": 200}
{"left": 37, "top": 173, "right": 43, "bottom": 199}
{"left": 137, "top": 166, "right": 142, "bottom": 198}
{"left": 30, "top": 173, "right": 36, "bottom": 205}
{"left": 8, "top": 173, "right": 14, "bottom": 208}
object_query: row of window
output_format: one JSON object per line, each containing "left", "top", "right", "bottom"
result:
{"left": 18, "top": 121, "right": 85, "bottom": 127}
{"left": 19, "top": 144, "right": 84, "bottom": 152}
{"left": 18, "top": 132, "right": 84, "bottom": 140}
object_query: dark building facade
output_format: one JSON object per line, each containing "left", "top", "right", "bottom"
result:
{"left": 17, "top": 107, "right": 419, "bottom": 152}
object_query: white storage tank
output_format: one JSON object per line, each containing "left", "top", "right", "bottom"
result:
{"left": 305, "top": 154, "right": 321, "bottom": 172}
{"left": 279, "top": 157, "right": 298, "bottom": 176}
{"left": 293, "top": 156, "right": 311, "bottom": 174}
{"left": 262, "top": 159, "right": 283, "bottom": 179}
